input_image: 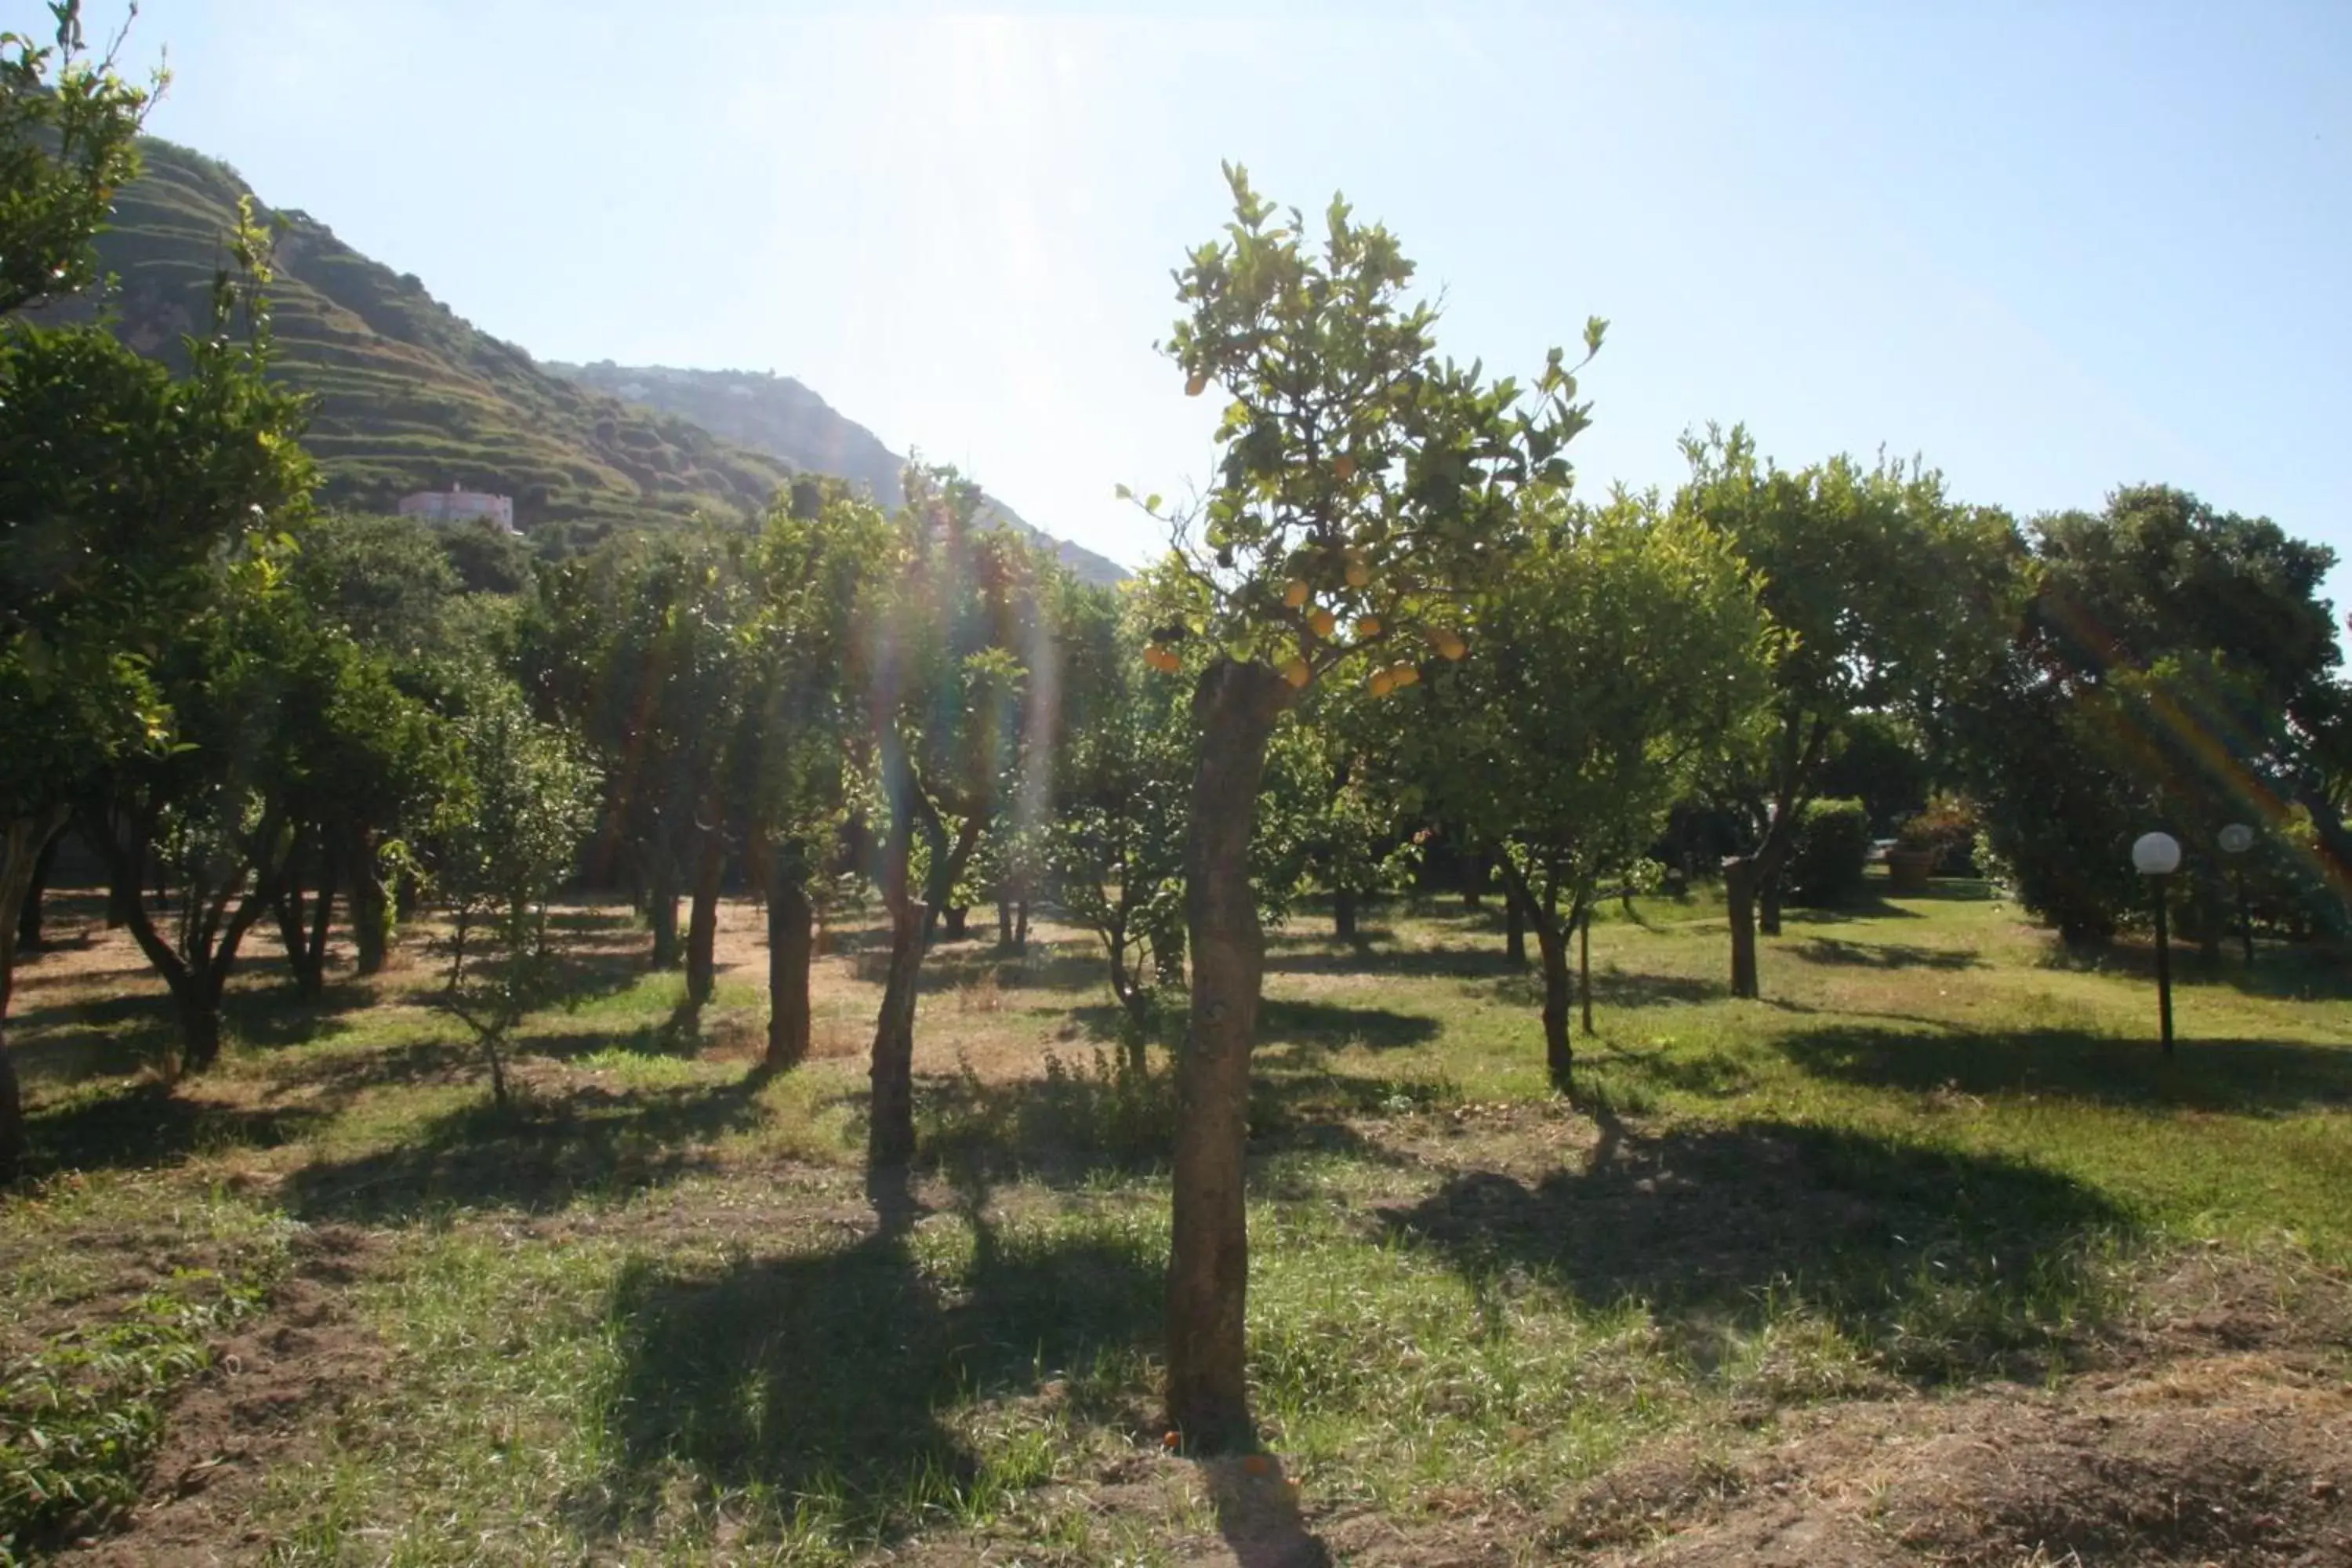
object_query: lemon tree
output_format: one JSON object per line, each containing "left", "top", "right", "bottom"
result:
{"left": 1405, "top": 491, "right": 1778, "bottom": 1087}
{"left": 1139, "top": 163, "right": 1602, "bottom": 1446}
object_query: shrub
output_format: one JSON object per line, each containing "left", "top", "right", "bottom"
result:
{"left": 1787, "top": 797, "right": 1871, "bottom": 906}
{"left": 1897, "top": 792, "right": 1983, "bottom": 875}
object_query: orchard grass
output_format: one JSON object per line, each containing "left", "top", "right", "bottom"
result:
{"left": 2, "top": 872, "right": 2347, "bottom": 1561}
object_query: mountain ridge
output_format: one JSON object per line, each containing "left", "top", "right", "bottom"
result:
{"left": 546, "top": 361, "right": 1128, "bottom": 586}
{"left": 64, "top": 135, "right": 1116, "bottom": 579}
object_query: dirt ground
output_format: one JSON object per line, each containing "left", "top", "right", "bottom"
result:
{"left": 10, "top": 893, "right": 2352, "bottom": 1566}
{"left": 1552, "top": 1252, "right": 2352, "bottom": 1568}
{"left": 53, "top": 1225, "right": 394, "bottom": 1568}
{"left": 41, "top": 1166, "right": 2347, "bottom": 1568}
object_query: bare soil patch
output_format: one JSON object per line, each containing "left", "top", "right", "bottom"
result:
{"left": 52, "top": 1223, "right": 393, "bottom": 1566}
{"left": 1553, "top": 1257, "right": 2352, "bottom": 1568}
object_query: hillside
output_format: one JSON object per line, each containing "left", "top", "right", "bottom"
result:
{"left": 56, "top": 139, "right": 795, "bottom": 550}
{"left": 57, "top": 137, "right": 1120, "bottom": 577}
{"left": 549, "top": 362, "right": 1129, "bottom": 586}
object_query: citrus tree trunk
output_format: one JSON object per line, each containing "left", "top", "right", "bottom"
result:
{"left": 1149, "top": 924, "right": 1185, "bottom": 989}
{"left": 103, "top": 810, "right": 278, "bottom": 1074}
{"left": 866, "top": 793, "right": 980, "bottom": 1166}
{"left": 1725, "top": 856, "right": 1761, "bottom": 999}
{"left": 1535, "top": 915, "right": 1573, "bottom": 1090}
{"left": 1333, "top": 887, "right": 1358, "bottom": 942}
{"left": 868, "top": 786, "right": 926, "bottom": 1166}
{"left": 1504, "top": 885, "right": 1529, "bottom": 968}
{"left": 1, "top": 810, "right": 71, "bottom": 1183}
{"left": 1726, "top": 808, "right": 1800, "bottom": 1000}
{"left": 1165, "top": 659, "right": 1291, "bottom": 1450}
{"left": 16, "top": 828, "right": 59, "bottom": 954}
{"left": 868, "top": 893, "right": 926, "bottom": 1165}
{"left": 1580, "top": 905, "right": 1595, "bottom": 1037}
{"left": 349, "top": 832, "right": 391, "bottom": 977}
{"left": 1739, "top": 717, "right": 1828, "bottom": 966}
{"left": 685, "top": 829, "right": 727, "bottom": 1008}
{"left": 765, "top": 862, "right": 814, "bottom": 1071}
{"left": 647, "top": 837, "right": 683, "bottom": 970}
{"left": 1500, "top": 861, "right": 1574, "bottom": 1091}
{"left": 274, "top": 837, "right": 336, "bottom": 999}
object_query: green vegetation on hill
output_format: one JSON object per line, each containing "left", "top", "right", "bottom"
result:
{"left": 60, "top": 138, "right": 1123, "bottom": 574}
{"left": 54, "top": 138, "right": 793, "bottom": 547}
{"left": 551, "top": 360, "right": 1131, "bottom": 586}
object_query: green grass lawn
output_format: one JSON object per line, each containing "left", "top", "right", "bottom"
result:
{"left": 3, "top": 874, "right": 2347, "bottom": 1563}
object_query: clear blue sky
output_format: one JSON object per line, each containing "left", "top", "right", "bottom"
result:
{"left": 36, "top": 0, "right": 2352, "bottom": 624}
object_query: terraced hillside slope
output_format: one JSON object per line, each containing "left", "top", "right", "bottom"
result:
{"left": 57, "top": 139, "right": 791, "bottom": 548}
{"left": 550, "top": 361, "right": 1130, "bottom": 585}
{"left": 57, "top": 137, "right": 1119, "bottom": 575}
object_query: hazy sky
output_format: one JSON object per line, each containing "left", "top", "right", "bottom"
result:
{"left": 38, "top": 0, "right": 2352, "bottom": 619}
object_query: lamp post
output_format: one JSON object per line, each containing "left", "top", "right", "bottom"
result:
{"left": 2132, "top": 831, "right": 2181, "bottom": 1054}
{"left": 2218, "top": 822, "right": 2255, "bottom": 966}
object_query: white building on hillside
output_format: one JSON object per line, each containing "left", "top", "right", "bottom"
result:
{"left": 398, "top": 486, "right": 517, "bottom": 534}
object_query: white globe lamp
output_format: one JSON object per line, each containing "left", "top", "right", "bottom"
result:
{"left": 2131, "top": 832, "right": 2181, "bottom": 876}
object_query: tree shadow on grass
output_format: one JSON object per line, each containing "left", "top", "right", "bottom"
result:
{"left": 1198, "top": 1454, "right": 1333, "bottom": 1567}
{"left": 2212, "top": 942, "right": 2352, "bottom": 1002}
{"left": 1262, "top": 943, "right": 1518, "bottom": 982}
{"left": 1777, "top": 1025, "right": 2352, "bottom": 1115}
{"left": 7, "top": 1014, "right": 176, "bottom": 1087}
{"left": 586, "top": 1172, "right": 1162, "bottom": 1548}
{"left": 535, "top": 946, "right": 673, "bottom": 1010}
{"left": 2044, "top": 938, "right": 2352, "bottom": 1003}
{"left": 1062, "top": 997, "right": 1442, "bottom": 1057}
{"left": 528, "top": 999, "right": 718, "bottom": 1062}
{"left": 246, "top": 996, "right": 731, "bottom": 1107}
{"left": 9, "top": 989, "right": 171, "bottom": 1036}
{"left": 909, "top": 942, "right": 1107, "bottom": 997}
{"left": 546, "top": 906, "right": 642, "bottom": 936}
{"left": 12, "top": 975, "right": 385, "bottom": 1087}
{"left": 225, "top": 980, "right": 379, "bottom": 1051}
{"left": 1582, "top": 1042, "right": 1760, "bottom": 1099}
{"left": 1382, "top": 1116, "right": 2135, "bottom": 1383}
{"left": 24, "top": 1080, "right": 332, "bottom": 1177}
{"left": 280, "top": 1072, "right": 771, "bottom": 1222}
{"left": 1258, "top": 999, "right": 1439, "bottom": 1053}
{"left": 258, "top": 1034, "right": 481, "bottom": 1100}
{"left": 1780, "top": 893, "right": 1926, "bottom": 924}
{"left": 1492, "top": 968, "right": 1722, "bottom": 1012}
{"left": 1791, "top": 937, "right": 1984, "bottom": 972}
{"left": 915, "top": 1045, "right": 1426, "bottom": 1191}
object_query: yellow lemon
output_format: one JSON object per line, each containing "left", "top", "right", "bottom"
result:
{"left": 1333, "top": 454, "right": 1357, "bottom": 481}
{"left": 1308, "top": 607, "right": 1336, "bottom": 639}
{"left": 1393, "top": 663, "right": 1421, "bottom": 688}
{"left": 1185, "top": 373, "right": 1207, "bottom": 397}
{"left": 1355, "top": 615, "right": 1383, "bottom": 637}
{"left": 1282, "top": 656, "right": 1311, "bottom": 688}
{"left": 1345, "top": 561, "right": 1370, "bottom": 589}
{"left": 1283, "top": 579, "right": 1311, "bottom": 608}
{"left": 1369, "top": 670, "right": 1396, "bottom": 697}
